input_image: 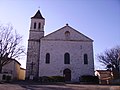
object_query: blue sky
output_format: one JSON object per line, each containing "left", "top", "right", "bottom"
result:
{"left": 0, "top": 0, "right": 120, "bottom": 69}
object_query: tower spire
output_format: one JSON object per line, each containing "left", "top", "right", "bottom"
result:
{"left": 26, "top": 10, "right": 45, "bottom": 79}
{"left": 31, "top": 10, "right": 44, "bottom": 19}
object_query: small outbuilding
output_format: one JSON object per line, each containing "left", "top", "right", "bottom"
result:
{"left": 95, "top": 70, "right": 113, "bottom": 84}
{"left": 0, "top": 59, "right": 25, "bottom": 81}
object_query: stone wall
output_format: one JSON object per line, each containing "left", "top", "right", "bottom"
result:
{"left": 39, "top": 40, "right": 94, "bottom": 82}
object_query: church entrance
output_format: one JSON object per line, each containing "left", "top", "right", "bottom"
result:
{"left": 63, "top": 69, "right": 71, "bottom": 81}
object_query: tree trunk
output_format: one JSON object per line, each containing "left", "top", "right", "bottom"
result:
{"left": 113, "top": 68, "right": 119, "bottom": 79}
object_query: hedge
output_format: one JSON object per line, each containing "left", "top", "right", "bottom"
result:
{"left": 39, "top": 76, "right": 65, "bottom": 82}
{"left": 79, "top": 75, "right": 99, "bottom": 84}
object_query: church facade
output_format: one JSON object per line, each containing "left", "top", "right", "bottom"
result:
{"left": 26, "top": 10, "right": 94, "bottom": 82}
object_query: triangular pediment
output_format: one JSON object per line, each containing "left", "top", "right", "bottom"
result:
{"left": 42, "top": 25, "right": 93, "bottom": 42}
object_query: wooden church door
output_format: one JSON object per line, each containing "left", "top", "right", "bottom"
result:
{"left": 63, "top": 69, "right": 71, "bottom": 81}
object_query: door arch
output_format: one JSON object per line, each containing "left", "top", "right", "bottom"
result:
{"left": 63, "top": 68, "right": 71, "bottom": 81}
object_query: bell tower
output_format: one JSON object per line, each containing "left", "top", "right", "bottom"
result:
{"left": 26, "top": 10, "right": 45, "bottom": 80}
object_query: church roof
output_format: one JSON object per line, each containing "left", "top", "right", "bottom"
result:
{"left": 42, "top": 24, "right": 93, "bottom": 42}
{"left": 31, "top": 10, "right": 45, "bottom": 19}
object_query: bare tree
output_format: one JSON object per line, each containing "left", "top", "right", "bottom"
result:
{"left": 0, "top": 24, "right": 25, "bottom": 73}
{"left": 97, "top": 46, "right": 120, "bottom": 78}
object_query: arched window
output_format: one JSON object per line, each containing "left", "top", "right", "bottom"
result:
{"left": 46, "top": 53, "right": 50, "bottom": 64}
{"left": 84, "top": 54, "right": 88, "bottom": 64}
{"left": 65, "top": 31, "right": 70, "bottom": 40}
{"left": 64, "top": 53, "right": 70, "bottom": 64}
{"left": 34, "top": 22, "right": 36, "bottom": 29}
{"left": 38, "top": 23, "right": 41, "bottom": 29}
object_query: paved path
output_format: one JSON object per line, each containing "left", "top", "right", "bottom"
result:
{"left": 0, "top": 84, "right": 120, "bottom": 90}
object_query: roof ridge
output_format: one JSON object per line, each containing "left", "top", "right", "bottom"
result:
{"left": 43, "top": 24, "right": 93, "bottom": 42}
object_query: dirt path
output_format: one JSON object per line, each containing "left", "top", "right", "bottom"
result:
{"left": 0, "top": 84, "right": 120, "bottom": 90}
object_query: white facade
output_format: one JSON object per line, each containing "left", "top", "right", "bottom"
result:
{"left": 39, "top": 25, "right": 94, "bottom": 82}
{"left": 26, "top": 10, "right": 94, "bottom": 82}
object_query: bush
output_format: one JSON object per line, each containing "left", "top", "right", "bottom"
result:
{"left": 50, "top": 76, "right": 65, "bottom": 82}
{"left": 79, "top": 75, "right": 99, "bottom": 84}
{"left": 40, "top": 76, "right": 51, "bottom": 82}
{"left": 6, "top": 75, "right": 11, "bottom": 82}
{"left": 2, "top": 75, "right": 6, "bottom": 80}
{"left": 39, "top": 76, "right": 65, "bottom": 83}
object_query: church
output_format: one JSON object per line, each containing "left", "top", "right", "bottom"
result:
{"left": 26, "top": 10, "right": 94, "bottom": 82}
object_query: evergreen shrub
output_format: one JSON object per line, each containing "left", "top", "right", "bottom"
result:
{"left": 79, "top": 75, "right": 99, "bottom": 84}
{"left": 39, "top": 76, "right": 64, "bottom": 82}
